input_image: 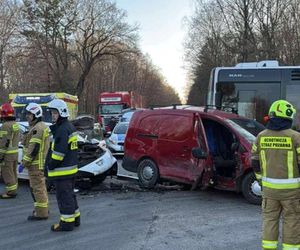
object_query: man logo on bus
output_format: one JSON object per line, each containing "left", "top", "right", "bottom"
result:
{"left": 228, "top": 74, "right": 242, "bottom": 78}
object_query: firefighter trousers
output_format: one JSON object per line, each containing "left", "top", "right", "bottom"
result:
{"left": 1, "top": 160, "right": 18, "bottom": 196}
{"left": 28, "top": 166, "right": 49, "bottom": 218}
{"left": 54, "top": 178, "right": 79, "bottom": 230}
{"left": 262, "top": 198, "right": 300, "bottom": 250}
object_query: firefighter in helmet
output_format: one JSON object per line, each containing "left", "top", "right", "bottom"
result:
{"left": 251, "top": 100, "right": 300, "bottom": 250}
{"left": 22, "top": 102, "right": 50, "bottom": 220}
{"left": 0, "top": 103, "right": 19, "bottom": 199}
{"left": 47, "top": 99, "right": 80, "bottom": 232}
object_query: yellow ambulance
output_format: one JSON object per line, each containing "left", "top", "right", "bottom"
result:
{"left": 9, "top": 92, "right": 78, "bottom": 123}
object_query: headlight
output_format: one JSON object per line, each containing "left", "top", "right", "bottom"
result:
{"left": 108, "top": 138, "right": 116, "bottom": 145}
{"left": 96, "top": 159, "right": 103, "bottom": 166}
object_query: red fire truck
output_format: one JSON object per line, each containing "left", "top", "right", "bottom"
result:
{"left": 98, "top": 91, "right": 143, "bottom": 131}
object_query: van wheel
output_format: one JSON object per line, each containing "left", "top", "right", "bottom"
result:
{"left": 137, "top": 159, "right": 159, "bottom": 188}
{"left": 241, "top": 172, "right": 262, "bottom": 205}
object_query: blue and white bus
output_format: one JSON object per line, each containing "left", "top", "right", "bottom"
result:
{"left": 207, "top": 60, "right": 300, "bottom": 126}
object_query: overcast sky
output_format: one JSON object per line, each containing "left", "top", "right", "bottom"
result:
{"left": 115, "top": 0, "right": 193, "bottom": 102}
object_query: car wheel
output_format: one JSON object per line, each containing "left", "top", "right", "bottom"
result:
{"left": 241, "top": 172, "right": 262, "bottom": 205}
{"left": 137, "top": 159, "right": 159, "bottom": 188}
{"left": 109, "top": 162, "right": 118, "bottom": 176}
{"left": 91, "top": 172, "right": 107, "bottom": 185}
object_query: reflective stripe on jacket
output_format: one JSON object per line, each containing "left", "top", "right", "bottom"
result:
{"left": 22, "top": 121, "right": 50, "bottom": 170}
{"left": 48, "top": 119, "right": 78, "bottom": 179}
{"left": 0, "top": 121, "right": 19, "bottom": 161}
{"left": 251, "top": 128, "right": 300, "bottom": 199}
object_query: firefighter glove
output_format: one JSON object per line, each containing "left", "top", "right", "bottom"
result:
{"left": 18, "top": 164, "right": 24, "bottom": 173}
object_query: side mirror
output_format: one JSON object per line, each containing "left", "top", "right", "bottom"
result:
{"left": 192, "top": 147, "right": 208, "bottom": 159}
{"left": 215, "top": 92, "right": 222, "bottom": 109}
{"left": 104, "top": 131, "right": 111, "bottom": 138}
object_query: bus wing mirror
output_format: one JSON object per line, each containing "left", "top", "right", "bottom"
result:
{"left": 215, "top": 92, "right": 222, "bottom": 109}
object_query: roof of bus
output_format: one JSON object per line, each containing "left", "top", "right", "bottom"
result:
{"left": 213, "top": 60, "right": 300, "bottom": 70}
{"left": 215, "top": 65, "right": 300, "bottom": 70}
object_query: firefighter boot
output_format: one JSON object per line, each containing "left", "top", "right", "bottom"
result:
{"left": 0, "top": 193, "right": 17, "bottom": 199}
{"left": 75, "top": 216, "right": 80, "bottom": 227}
{"left": 27, "top": 211, "right": 48, "bottom": 221}
{"left": 51, "top": 221, "right": 74, "bottom": 232}
{"left": 74, "top": 209, "right": 80, "bottom": 227}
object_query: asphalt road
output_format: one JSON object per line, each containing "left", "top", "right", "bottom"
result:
{"left": 0, "top": 177, "right": 262, "bottom": 250}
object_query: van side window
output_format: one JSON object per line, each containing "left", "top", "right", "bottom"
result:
{"left": 158, "top": 115, "right": 191, "bottom": 141}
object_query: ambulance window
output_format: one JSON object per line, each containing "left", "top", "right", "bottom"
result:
{"left": 158, "top": 115, "right": 191, "bottom": 141}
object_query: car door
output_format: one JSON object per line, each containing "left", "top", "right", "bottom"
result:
{"left": 193, "top": 114, "right": 213, "bottom": 188}
{"left": 156, "top": 112, "right": 210, "bottom": 183}
{"left": 156, "top": 113, "right": 197, "bottom": 181}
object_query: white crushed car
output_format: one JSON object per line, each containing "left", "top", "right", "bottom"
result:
{"left": 15, "top": 116, "right": 117, "bottom": 187}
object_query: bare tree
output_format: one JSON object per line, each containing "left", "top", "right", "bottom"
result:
{"left": 2, "top": 0, "right": 180, "bottom": 113}
{"left": 216, "top": 0, "right": 258, "bottom": 61}
{"left": 275, "top": 0, "right": 300, "bottom": 65}
{"left": 184, "top": 0, "right": 300, "bottom": 104}
{"left": 254, "top": 0, "right": 291, "bottom": 60}
{"left": 22, "top": 0, "right": 78, "bottom": 91}
{"left": 80, "top": 50, "right": 180, "bottom": 114}
{"left": 73, "top": 0, "right": 138, "bottom": 102}
{"left": 0, "top": 0, "right": 21, "bottom": 101}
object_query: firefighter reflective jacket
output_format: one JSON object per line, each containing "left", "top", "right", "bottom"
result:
{"left": 0, "top": 121, "right": 19, "bottom": 161}
{"left": 251, "top": 128, "right": 300, "bottom": 200}
{"left": 22, "top": 121, "right": 50, "bottom": 170}
{"left": 48, "top": 119, "right": 78, "bottom": 179}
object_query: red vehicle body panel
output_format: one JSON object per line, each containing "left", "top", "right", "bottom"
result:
{"left": 123, "top": 106, "right": 261, "bottom": 203}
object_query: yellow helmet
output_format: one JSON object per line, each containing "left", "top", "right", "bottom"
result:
{"left": 269, "top": 100, "right": 296, "bottom": 120}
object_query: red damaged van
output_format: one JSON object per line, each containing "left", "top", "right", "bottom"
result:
{"left": 122, "top": 106, "right": 265, "bottom": 204}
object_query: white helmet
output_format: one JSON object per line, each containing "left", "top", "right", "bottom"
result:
{"left": 48, "top": 99, "right": 69, "bottom": 118}
{"left": 25, "top": 102, "right": 43, "bottom": 118}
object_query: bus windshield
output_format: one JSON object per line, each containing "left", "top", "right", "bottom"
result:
{"left": 206, "top": 64, "right": 300, "bottom": 125}
{"left": 217, "top": 82, "right": 280, "bottom": 124}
